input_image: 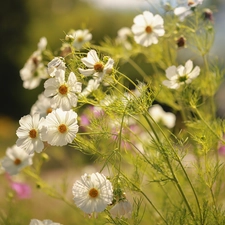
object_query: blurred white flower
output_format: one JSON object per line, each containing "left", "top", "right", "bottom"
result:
{"left": 110, "top": 199, "right": 132, "bottom": 218}
{"left": 37, "top": 37, "right": 48, "bottom": 51}
{"left": 16, "top": 114, "right": 45, "bottom": 154}
{"left": 131, "top": 11, "right": 165, "bottom": 47}
{"left": 72, "top": 29, "right": 92, "bottom": 50}
{"left": 47, "top": 57, "right": 66, "bottom": 77}
{"left": 79, "top": 79, "right": 100, "bottom": 97}
{"left": 116, "top": 27, "right": 132, "bottom": 50}
{"left": 1, "top": 145, "right": 33, "bottom": 175}
{"left": 149, "top": 104, "right": 176, "bottom": 129}
{"left": 20, "top": 37, "right": 48, "bottom": 89}
{"left": 41, "top": 108, "right": 79, "bottom": 146}
{"left": 78, "top": 49, "right": 114, "bottom": 82}
{"left": 174, "top": 0, "right": 204, "bottom": 21}
{"left": 31, "top": 93, "right": 54, "bottom": 118}
{"left": 44, "top": 69, "right": 82, "bottom": 110}
{"left": 72, "top": 172, "right": 113, "bottom": 214}
{"left": 162, "top": 60, "right": 200, "bottom": 89}
{"left": 29, "top": 219, "right": 62, "bottom": 225}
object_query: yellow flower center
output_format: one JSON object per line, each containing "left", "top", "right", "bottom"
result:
{"left": 145, "top": 26, "right": 153, "bottom": 34}
{"left": 94, "top": 62, "right": 104, "bottom": 72}
{"left": 89, "top": 188, "right": 99, "bottom": 198}
{"left": 14, "top": 158, "right": 21, "bottom": 165}
{"left": 29, "top": 129, "right": 37, "bottom": 139}
{"left": 59, "top": 84, "right": 68, "bottom": 95}
{"left": 77, "top": 36, "right": 84, "bottom": 42}
{"left": 188, "top": 0, "right": 194, "bottom": 6}
{"left": 58, "top": 124, "right": 67, "bottom": 133}
{"left": 32, "top": 57, "right": 39, "bottom": 67}
{"left": 46, "top": 107, "right": 53, "bottom": 114}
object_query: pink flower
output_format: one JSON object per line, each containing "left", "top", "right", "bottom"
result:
{"left": 11, "top": 181, "right": 31, "bottom": 199}
{"left": 218, "top": 146, "right": 225, "bottom": 156}
{"left": 5, "top": 174, "right": 31, "bottom": 199}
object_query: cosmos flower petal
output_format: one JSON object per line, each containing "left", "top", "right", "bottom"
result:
{"left": 78, "top": 68, "right": 95, "bottom": 76}
{"left": 188, "top": 66, "right": 200, "bottom": 79}
{"left": 184, "top": 60, "right": 193, "bottom": 74}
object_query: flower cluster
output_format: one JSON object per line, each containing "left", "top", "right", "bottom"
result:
{"left": 2, "top": 1, "right": 224, "bottom": 224}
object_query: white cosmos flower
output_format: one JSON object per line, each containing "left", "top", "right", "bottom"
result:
{"left": 20, "top": 37, "right": 48, "bottom": 90}
{"left": 79, "top": 79, "right": 100, "bottom": 97}
{"left": 149, "top": 104, "right": 176, "bottom": 129}
{"left": 29, "top": 219, "right": 62, "bottom": 225}
{"left": 110, "top": 199, "right": 132, "bottom": 218}
{"left": 16, "top": 114, "right": 45, "bottom": 154}
{"left": 47, "top": 57, "right": 66, "bottom": 77}
{"left": 174, "top": 0, "right": 204, "bottom": 21}
{"left": 31, "top": 93, "right": 55, "bottom": 118}
{"left": 78, "top": 49, "right": 114, "bottom": 82}
{"left": 44, "top": 69, "right": 82, "bottom": 110}
{"left": 41, "top": 108, "right": 79, "bottom": 146}
{"left": 1, "top": 145, "right": 33, "bottom": 175}
{"left": 116, "top": 27, "right": 132, "bottom": 50}
{"left": 72, "top": 29, "right": 92, "bottom": 50}
{"left": 72, "top": 172, "right": 113, "bottom": 214}
{"left": 131, "top": 11, "right": 165, "bottom": 47}
{"left": 162, "top": 60, "right": 200, "bottom": 89}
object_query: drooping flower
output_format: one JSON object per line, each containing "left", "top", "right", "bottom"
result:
{"left": 131, "top": 11, "right": 165, "bottom": 47}
{"left": 30, "top": 93, "right": 54, "bottom": 118}
{"left": 149, "top": 104, "right": 176, "bottom": 129}
{"left": 47, "top": 57, "right": 66, "bottom": 77}
{"left": 110, "top": 199, "right": 132, "bottom": 218}
{"left": 29, "top": 219, "right": 62, "bottom": 225}
{"left": 1, "top": 145, "right": 33, "bottom": 175}
{"left": 79, "top": 79, "right": 100, "bottom": 97}
{"left": 174, "top": 0, "right": 204, "bottom": 21}
{"left": 41, "top": 108, "right": 79, "bottom": 146}
{"left": 20, "top": 37, "right": 48, "bottom": 89}
{"left": 16, "top": 114, "right": 45, "bottom": 154}
{"left": 162, "top": 60, "right": 200, "bottom": 89}
{"left": 78, "top": 49, "right": 114, "bottom": 83}
{"left": 44, "top": 69, "right": 82, "bottom": 110}
{"left": 72, "top": 172, "right": 113, "bottom": 214}
{"left": 72, "top": 29, "right": 92, "bottom": 50}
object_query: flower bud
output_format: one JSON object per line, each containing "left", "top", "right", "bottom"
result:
{"left": 202, "top": 8, "right": 213, "bottom": 22}
{"left": 176, "top": 36, "right": 186, "bottom": 48}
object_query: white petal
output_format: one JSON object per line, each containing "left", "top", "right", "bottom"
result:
{"left": 184, "top": 60, "right": 193, "bottom": 74}
{"left": 188, "top": 66, "right": 200, "bottom": 79}
{"left": 78, "top": 68, "right": 95, "bottom": 76}
{"left": 165, "top": 66, "right": 177, "bottom": 79}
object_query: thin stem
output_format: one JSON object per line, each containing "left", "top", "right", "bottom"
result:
{"left": 195, "top": 107, "right": 224, "bottom": 143}
{"left": 127, "top": 58, "right": 151, "bottom": 82}
{"left": 143, "top": 114, "right": 198, "bottom": 222}
{"left": 120, "top": 171, "right": 168, "bottom": 225}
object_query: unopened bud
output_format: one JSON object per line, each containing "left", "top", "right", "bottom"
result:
{"left": 202, "top": 8, "right": 213, "bottom": 22}
{"left": 176, "top": 36, "right": 186, "bottom": 48}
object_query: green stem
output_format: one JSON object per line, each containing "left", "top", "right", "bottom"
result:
{"left": 120, "top": 172, "right": 168, "bottom": 225}
{"left": 144, "top": 115, "right": 197, "bottom": 220}
{"left": 195, "top": 108, "right": 224, "bottom": 143}
{"left": 127, "top": 58, "right": 151, "bottom": 82}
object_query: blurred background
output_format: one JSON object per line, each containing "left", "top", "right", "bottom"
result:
{"left": 0, "top": 0, "right": 225, "bottom": 223}
{"left": 0, "top": 0, "right": 224, "bottom": 121}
